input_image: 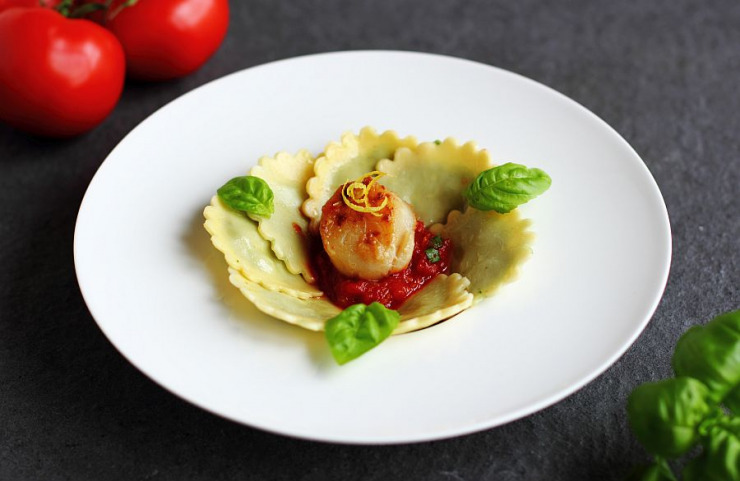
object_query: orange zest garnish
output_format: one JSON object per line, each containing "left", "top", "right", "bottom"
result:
{"left": 340, "top": 171, "right": 388, "bottom": 216}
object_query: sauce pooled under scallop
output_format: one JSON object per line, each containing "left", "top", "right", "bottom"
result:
{"left": 319, "top": 174, "right": 416, "bottom": 280}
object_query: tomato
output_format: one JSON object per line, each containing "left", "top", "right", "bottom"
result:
{"left": 0, "top": 0, "right": 61, "bottom": 14}
{"left": 0, "top": 0, "right": 37, "bottom": 11}
{"left": 0, "top": 8, "right": 125, "bottom": 137}
{"left": 105, "top": 0, "right": 229, "bottom": 81}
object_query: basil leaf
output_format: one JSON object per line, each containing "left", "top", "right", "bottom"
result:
{"left": 325, "top": 302, "right": 400, "bottom": 365}
{"left": 683, "top": 415, "right": 740, "bottom": 481}
{"left": 627, "top": 377, "right": 714, "bottom": 458}
{"left": 726, "top": 385, "right": 740, "bottom": 414}
{"left": 464, "top": 163, "right": 551, "bottom": 213}
{"left": 672, "top": 309, "right": 740, "bottom": 404}
{"left": 217, "top": 176, "right": 274, "bottom": 218}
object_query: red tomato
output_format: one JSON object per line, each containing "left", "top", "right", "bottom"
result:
{"left": 0, "top": 0, "right": 37, "bottom": 11}
{"left": 105, "top": 0, "right": 229, "bottom": 81}
{"left": 0, "top": 8, "right": 125, "bottom": 136}
{"left": 0, "top": 0, "right": 61, "bottom": 14}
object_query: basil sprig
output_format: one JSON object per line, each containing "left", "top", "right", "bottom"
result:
{"left": 627, "top": 309, "right": 740, "bottom": 480}
{"left": 672, "top": 310, "right": 740, "bottom": 403}
{"left": 325, "top": 302, "right": 400, "bottom": 365}
{"left": 683, "top": 416, "right": 740, "bottom": 481}
{"left": 627, "top": 377, "right": 713, "bottom": 458}
{"left": 217, "top": 176, "right": 274, "bottom": 217}
{"left": 464, "top": 163, "right": 551, "bottom": 214}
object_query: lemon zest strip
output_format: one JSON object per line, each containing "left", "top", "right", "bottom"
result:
{"left": 341, "top": 171, "right": 388, "bottom": 216}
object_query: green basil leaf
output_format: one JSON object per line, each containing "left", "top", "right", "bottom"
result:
{"left": 672, "top": 309, "right": 740, "bottom": 403}
{"left": 725, "top": 385, "right": 740, "bottom": 414}
{"left": 324, "top": 302, "right": 400, "bottom": 365}
{"left": 217, "top": 176, "right": 274, "bottom": 218}
{"left": 464, "top": 162, "right": 551, "bottom": 213}
{"left": 683, "top": 415, "right": 740, "bottom": 481}
{"left": 626, "top": 459, "right": 678, "bottom": 481}
{"left": 627, "top": 377, "right": 714, "bottom": 458}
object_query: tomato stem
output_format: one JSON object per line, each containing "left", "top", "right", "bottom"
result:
{"left": 108, "top": 0, "right": 138, "bottom": 20}
{"left": 54, "top": 0, "right": 73, "bottom": 16}
{"left": 69, "top": 2, "right": 107, "bottom": 18}
{"left": 53, "top": 0, "right": 138, "bottom": 20}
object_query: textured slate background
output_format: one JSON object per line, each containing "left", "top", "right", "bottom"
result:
{"left": 1, "top": 1, "right": 739, "bottom": 480}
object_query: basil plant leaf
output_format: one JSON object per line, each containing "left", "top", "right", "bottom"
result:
{"left": 672, "top": 309, "right": 740, "bottom": 404}
{"left": 217, "top": 176, "right": 274, "bottom": 218}
{"left": 725, "top": 385, "right": 740, "bottom": 414}
{"left": 627, "top": 377, "right": 714, "bottom": 458}
{"left": 683, "top": 415, "right": 740, "bottom": 481}
{"left": 464, "top": 162, "right": 551, "bottom": 214}
{"left": 324, "top": 302, "right": 400, "bottom": 365}
{"left": 626, "top": 459, "right": 678, "bottom": 481}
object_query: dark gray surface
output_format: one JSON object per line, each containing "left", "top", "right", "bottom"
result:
{"left": 1, "top": 1, "right": 738, "bottom": 480}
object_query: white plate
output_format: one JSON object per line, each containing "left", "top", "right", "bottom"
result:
{"left": 74, "top": 51, "right": 671, "bottom": 444}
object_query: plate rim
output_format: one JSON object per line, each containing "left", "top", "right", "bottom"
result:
{"left": 73, "top": 49, "right": 672, "bottom": 444}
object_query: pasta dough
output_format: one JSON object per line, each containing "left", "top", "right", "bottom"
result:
{"left": 205, "top": 128, "right": 535, "bottom": 334}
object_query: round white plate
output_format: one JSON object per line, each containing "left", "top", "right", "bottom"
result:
{"left": 74, "top": 51, "right": 671, "bottom": 444}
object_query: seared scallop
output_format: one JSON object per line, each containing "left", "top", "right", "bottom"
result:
{"left": 320, "top": 177, "right": 416, "bottom": 280}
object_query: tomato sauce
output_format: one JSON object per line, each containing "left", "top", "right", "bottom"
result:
{"left": 313, "top": 221, "right": 452, "bottom": 309}
{"left": 292, "top": 222, "right": 305, "bottom": 237}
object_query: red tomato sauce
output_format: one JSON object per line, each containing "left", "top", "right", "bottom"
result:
{"left": 292, "top": 222, "right": 305, "bottom": 237}
{"left": 312, "top": 221, "right": 453, "bottom": 309}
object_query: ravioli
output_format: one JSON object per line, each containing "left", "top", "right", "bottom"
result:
{"left": 249, "top": 150, "right": 316, "bottom": 282}
{"left": 205, "top": 128, "right": 537, "bottom": 336}
{"left": 228, "top": 268, "right": 339, "bottom": 331}
{"left": 229, "top": 267, "right": 473, "bottom": 334}
{"left": 393, "top": 273, "right": 474, "bottom": 334}
{"left": 302, "top": 127, "right": 417, "bottom": 231}
{"left": 204, "top": 196, "right": 322, "bottom": 299}
{"left": 377, "top": 139, "right": 492, "bottom": 226}
{"left": 430, "top": 207, "right": 534, "bottom": 300}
